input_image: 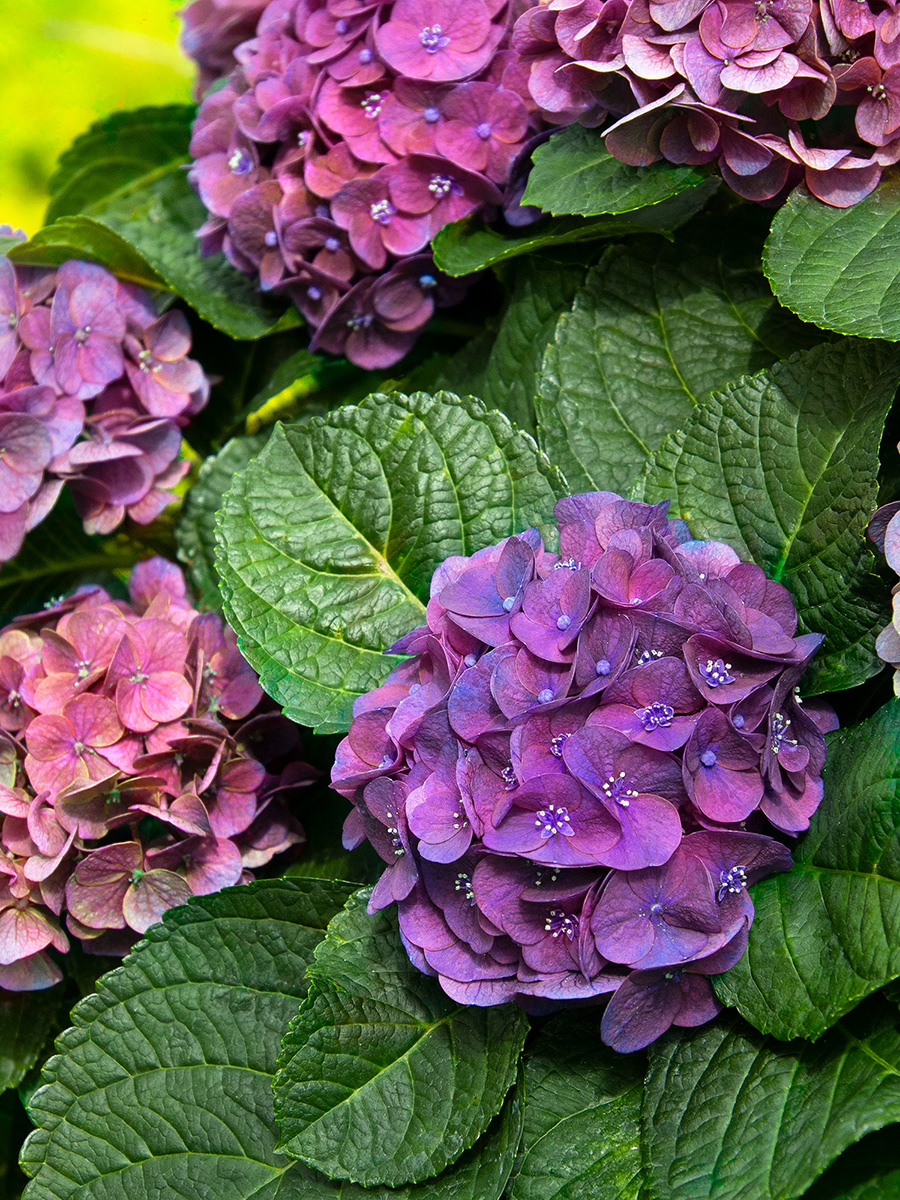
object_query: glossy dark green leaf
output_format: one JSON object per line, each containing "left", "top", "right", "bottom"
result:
{"left": 643, "top": 1000, "right": 900, "bottom": 1200}
{"left": 432, "top": 181, "right": 717, "bottom": 276}
{"left": 537, "top": 240, "right": 821, "bottom": 494}
{"left": 215, "top": 391, "right": 564, "bottom": 733}
{"left": 508, "top": 1013, "right": 644, "bottom": 1200}
{"left": 523, "top": 125, "right": 712, "bottom": 216}
{"left": 0, "top": 991, "right": 62, "bottom": 1095}
{"left": 176, "top": 434, "right": 268, "bottom": 610}
{"left": 638, "top": 339, "right": 900, "bottom": 692}
{"left": 273, "top": 889, "right": 528, "bottom": 1187}
{"left": 716, "top": 700, "right": 900, "bottom": 1039}
{"left": 45, "top": 105, "right": 194, "bottom": 222}
{"left": 20, "top": 879, "right": 355, "bottom": 1200}
{"left": 764, "top": 180, "right": 900, "bottom": 341}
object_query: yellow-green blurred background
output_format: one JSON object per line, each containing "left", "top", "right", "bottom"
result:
{"left": 0, "top": 1, "right": 193, "bottom": 234}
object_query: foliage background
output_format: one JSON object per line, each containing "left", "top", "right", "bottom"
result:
{"left": 0, "top": 1, "right": 189, "bottom": 233}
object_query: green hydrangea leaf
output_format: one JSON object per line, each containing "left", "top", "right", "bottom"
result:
{"left": 537, "top": 241, "right": 821, "bottom": 495}
{"left": 273, "top": 889, "right": 528, "bottom": 1187}
{"left": 461, "top": 258, "right": 587, "bottom": 435}
{"left": 638, "top": 339, "right": 900, "bottom": 692}
{"left": 19, "top": 879, "right": 357, "bottom": 1200}
{"left": 764, "top": 180, "right": 900, "bottom": 341}
{"left": 0, "top": 991, "right": 63, "bottom": 1096}
{"left": 507, "top": 1012, "right": 644, "bottom": 1200}
{"left": 177, "top": 434, "right": 268, "bottom": 611}
{"left": 715, "top": 700, "right": 900, "bottom": 1039}
{"left": 44, "top": 105, "right": 194, "bottom": 222}
{"left": 642, "top": 1000, "right": 900, "bottom": 1200}
{"left": 215, "top": 390, "right": 565, "bottom": 734}
{"left": 432, "top": 182, "right": 717, "bottom": 276}
{"left": 522, "top": 125, "right": 712, "bottom": 216}
{"left": 9, "top": 107, "right": 297, "bottom": 340}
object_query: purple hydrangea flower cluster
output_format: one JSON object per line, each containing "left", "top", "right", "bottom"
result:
{"left": 0, "top": 253, "right": 209, "bottom": 563}
{"left": 869, "top": 496, "right": 900, "bottom": 686}
{"left": 185, "top": 0, "right": 545, "bottom": 367}
{"left": 332, "top": 492, "right": 837, "bottom": 1052}
{"left": 182, "top": 0, "right": 272, "bottom": 93}
{"left": 512, "top": 0, "right": 900, "bottom": 206}
{"left": 0, "top": 557, "right": 312, "bottom": 991}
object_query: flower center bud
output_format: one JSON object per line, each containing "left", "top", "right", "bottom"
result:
{"left": 360, "top": 48, "right": 374, "bottom": 63}
{"left": 419, "top": 24, "right": 450, "bottom": 52}
{"left": 538, "top": 688, "right": 554, "bottom": 704}
{"left": 419, "top": 273, "right": 437, "bottom": 289}
{"left": 550, "top": 733, "right": 569, "bottom": 758}
{"left": 307, "top": 285, "right": 322, "bottom": 302}
{"left": 700, "top": 749, "right": 718, "bottom": 767}
{"left": 325, "top": 236, "right": 341, "bottom": 252}
{"left": 346, "top": 313, "right": 374, "bottom": 331}
{"left": 636, "top": 649, "right": 663, "bottom": 666}
{"left": 501, "top": 764, "right": 517, "bottom": 789}
{"left": 264, "top": 231, "right": 278, "bottom": 247}
{"left": 717, "top": 865, "right": 748, "bottom": 899}
{"left": 535, "top": 804, "right": 574, "bottom": 838}
{"left": 771, "top": 711, "right": 798, "bottom": 753}
{"left": 369, "top": 199, "right": 395, "bottom": 225}
{"left": 464, "top": 653, "right": 478, "bottom": 667}
{"left": 362, "top": 92, "right": 383, "bottom": 118}
{"left": 595, "top": 658, "right": 611, "bottom": 676}
{"left": 424, "top": 106, "right": 441, "bottom": 123}
{"left": 228, "top": 148, "right": 252, "bottom": 175}
{"left": 601, "top": 771, "right": 637, "bottom": 807}
{"left": 454, "top": 871, "right": 476, "bottom": 903}
{"left": 428, "top": 174, "right": 455, "bottom": 198}
{"left": 544, "top": 908, "right": 579, "bottom": 939}
{"left": 556, "top": 614, "right": 571, "bottom": 630}
{"left": 700, "top": 657, "right": 735, "bottom": 687}
{"left": 476, "top": 121, "right": 492, "bottom": 140}
{"left": 74, "top": 325, "right": 92, "bottom": 344}
{"left": 336, "top": 17, "right": 349, "bottom": 33}
{"left": 502, "top": 595, "right": 515, "bottom": 612}
{"left": 637, "top": 701, "right": 675, "bottom": 730}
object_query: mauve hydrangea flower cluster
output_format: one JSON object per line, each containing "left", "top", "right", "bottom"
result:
{"left": 512, "top": 0, "right": 900, "bottom": 206}
{"left": 185, "top": 0, "right": 545, "bottom": 367}
{"left": 0, "top": 557, "right": 312, "bottom": 991}
{"left": 0, "top": 251, "right": 209, "bottom": 563}
{"left": 332, "top": 492, "right": 837, "bottom": 1052}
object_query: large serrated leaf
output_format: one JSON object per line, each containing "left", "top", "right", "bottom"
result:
{"left": 20, "top": 879, "right": 356, "bottom": 1200}
{"left": 522, "top": 125, "right": 712, "bottom": 216}
{"left": 764, "top": 180, "right": 900, "bottom": 341}
{"left": 468, "top": 258, "right": 586, "bottom": 434}
{"left": 638, "top": 339, "right": 900, "bottom": 692}
{"left": 273, "top": 889, "right": 528, "bottom": 1187}
{"left": 508, "top": 1013, "right": 644, "bottom": 1200}
{"left": 9, "top": 108, "right": 297, "bottom": 340}
{"left": 536, "top": 241, "right": 821, "bottom": 495}
{"left": 215, "top": 390, "right": 565, "bottom": 733}
{"left": 642, "top": 1000, "right": 900, "bottom": 1200}
{"left": 715, "top": 700, "right": 900, "bottom": 1040}
{"left": 177, "top": 434, "right": 269, "bottom": 610}
{"left": 45, "top": 105, "right": 194, "bottom": 222}
{"left": 432, "top": 183, "right": 717, "bottom": 276}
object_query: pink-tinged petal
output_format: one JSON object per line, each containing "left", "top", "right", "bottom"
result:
{"left": 24, "top": 714, "right": 73, "bottom": 762}
{"left": 0, "top": 950, "right": 63, "bottom": 991}
{"left": 141, "top": 672, "right": 194, "bottom": 724}
{"left": 65, "top": 842, "right": 142, "bottom": 930}
{"left": 122, "top": 869, "right": 193, "bottom": 934}
{"left": 65, "top": 693, "right": 123, "bottom": 749}
{"left": 0, "top": 906, "right": 56, "bottom": 964}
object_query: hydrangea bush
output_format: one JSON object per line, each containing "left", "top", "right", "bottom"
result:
{"left": 6, "top": 4, "right": 900, "bottom": 1199}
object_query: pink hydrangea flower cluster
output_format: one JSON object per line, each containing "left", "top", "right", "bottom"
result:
{"left": 182, "top": 0, "right": 272, "bottom": 93}
{"left": 0, "top": 557, "right": 312, "bottom": 991}
{"left": 332, "top": 493, "right": 838, "bottom": 1052}
{"left": 0, "top": 252, "right": 210, "bottom": 563}
{"left": 513, "top": 0, "right": 900, "bottom": 205}
{"left": 185, "top": 0, "right": 545, "bottom": 367}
